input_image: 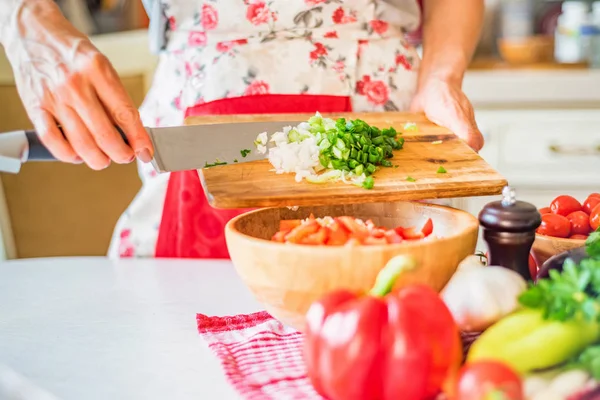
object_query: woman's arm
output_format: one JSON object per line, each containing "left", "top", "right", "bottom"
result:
{"left": 410, "top": 0, "right": 485, "bottom": 151}
{"left": 1, "top": 0, "right": 153, "bottom": 168}
{"left": 418, "top": 0, "right": 483, "bottom": 87}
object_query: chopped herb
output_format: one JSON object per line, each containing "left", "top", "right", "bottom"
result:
{"left": 432, "top": 140, "right": 443, "bottom": 145}
{"left": 404, "top": 122, "right": 418, "bottom": 132}
{"left": 362, "top": 176, "right": 375, "bottom": 190}
{"left": 240, "top": 149, "right": 251, "bottom": 158}
{"left": 394, "top": 165, "right": 399, "bottom": 168}
{"left": 234, "top": 159, "right": 238, "bottom": 163}
{"left": 406, "top": 176, "right": 416, "bottom": 182}
{"left": 437, "top": 166, "right": 447, "bottom": 174}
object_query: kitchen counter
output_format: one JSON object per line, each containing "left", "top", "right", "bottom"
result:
{"left": 0, "top": 256, "right": 262, "bottom": 400}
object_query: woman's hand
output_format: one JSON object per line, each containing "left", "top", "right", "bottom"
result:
{"left": 1, "top": 0, "right": 153, "bottom": 170}
{"left": 410, "top": 77, "right": 484, "bottom": 152}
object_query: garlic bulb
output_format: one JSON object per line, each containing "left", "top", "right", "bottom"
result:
{"left": 441, "top": 255, "right": 528, "bottom": 332}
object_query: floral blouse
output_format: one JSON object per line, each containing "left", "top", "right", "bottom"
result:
{"left": 109, "top": 0, "right": 422, "bottom": 258}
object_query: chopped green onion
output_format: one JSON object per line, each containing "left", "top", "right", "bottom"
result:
{"left": 381, "top": 160, "right": 393, "bottom": 167}
{"left": 437, "top": 166, "right": 447, "bottom": 174}
{"left": 406, "top": 176, "right": 416, "bottom": 182}
{"left": 240, "top": 149, "right": 251, "bottom": 157}
{"left": 234, "top": 159, "right": 238, "bottom": 163}
{"left": 404, "top": 122, "right": 417, "bottom": 131}
{"left": 362, "top": 176, "right": 375, "bottom": 190}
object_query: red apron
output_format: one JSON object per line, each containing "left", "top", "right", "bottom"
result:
{"left": 154, "top": 94, "right": 353, "bottom": 259}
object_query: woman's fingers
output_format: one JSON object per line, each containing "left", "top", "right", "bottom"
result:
{"left": 30, "top": 109, "right": 82, "bottom": 164}
{"left": 56, "top": 104, "right": 110, "bottom": 170}
{"left": 71, "top": 76, "right": 135, "bottom": 164}
{"left": 92, "top": 54, "right": 154, "bottom": 162}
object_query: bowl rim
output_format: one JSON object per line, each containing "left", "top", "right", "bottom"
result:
{"left": 535, "top": 233, "right": 587, "bottom": 243}
{"left": 225, "top": 201, "right": 480, "bottom": 253}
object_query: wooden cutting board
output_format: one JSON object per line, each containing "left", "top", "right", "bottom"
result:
{"left": 185, "top": 112, "right": 507, "bottom": 209}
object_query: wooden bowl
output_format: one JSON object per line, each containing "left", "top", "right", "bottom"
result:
{"left": 497, "top": 35, "right": 555, "bottom": 65}
{"left": 532, "top": 233, "right": 586, "bottom": 267}
{"left": 225, "top": 201, "right": 479, "bottom": 332}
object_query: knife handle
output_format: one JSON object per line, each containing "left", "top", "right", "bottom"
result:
{"left": 25, "top": 126, "right": 130, "bottom": 161}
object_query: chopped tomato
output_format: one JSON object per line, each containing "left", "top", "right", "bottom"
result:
{"left": 384, "top": 230, "right": 403, "bottom": 244}
{"left": 336, "top": 216, "right": 370, "bottom": 239}
{"left": 279, "top": 219, "right": 302, "bottom": 233}
{"left": 302, "top": 227, "right": 329, "bottom": 245}
{"left": 284, "top": 220, "right": 320, "bottom": 243}
{"left": 362, "top": 236, "right": 388, "bottom": 245}
{"left": 273, "top": 216, "right": 434, "bottom": 246}
{"left": 326, "top": 221, "right": 350, "bottom": 246}
{"left": 396, "top": 218, "right": 433, "bottom": 240}
{"left": 272, "top": 231, "right": 287, "bottom": 242}
{"left": 397, "top": 226, "right": 425, "bottom": 240}
{"left": 421, "top": 218, "right": 434, "bottom": 237}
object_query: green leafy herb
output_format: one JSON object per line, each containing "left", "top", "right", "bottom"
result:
{"left": 234, "top": 159, "right": 238, "bottom": 163}
{"left": 518, "top": 230, "right": 600, "bottom": 322}
{"left": 437, "top": 166, "right": 447, "bottom": 174}
{"left": 240, "top": 149, "right": 251, "bottom": 158}
{"left": 406, "top": 176, "right": 416, "bottom": 182}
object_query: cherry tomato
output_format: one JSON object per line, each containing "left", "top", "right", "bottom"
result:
{"left": 566, "top": 211, "right": 592, "bottom": 235}
{"left": 539, "top": 207, "right": 551, "bottom": 215}
{"left": 583, "top": 195, "right": 600, "bottom": 215}
{"left": 591, "top": 204, "right": 600, "bottom": 232}
{"left": 537, "top": 213, "right": 571, "bottom": 238}
{"left": 455, "top": 361, "right": 524, "bottom": 400}
{"left": 528, "top": 252, "right": 537, "bottom": 279}
{"left": 570, "top": 234, "right": 589, "bottom": 240}
{"left": 550, "top": 195, "right": 582, "bottom": 217}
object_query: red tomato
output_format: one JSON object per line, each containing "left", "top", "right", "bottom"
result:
{"left": 336, "top": 216, "right": 370, "bottom": 239}
{"left": 302, "top": 227, "right": 329, "bottom": 245}
{"left": 539, "top": 207, "right": 551, "bottom": 215}
{"left": 550, "top": 195, "right": 582, "bottom": 217}
{"left": 421, "top": 218, "right": 434, "bottom": 237}
{"left": 591, "top": 204, "right": 600, "bottom": 231}
{"left": 384, "top": 230, "right": 403, "bottom": 244}
{"left": 566, "top": 211, "right": 592, "bottom": 235}
{"left": 583, "top": 195, "right": 600, "bottom": 215}
{"left": 284, "top": 220, "right": 320, "bottom": 243}
{"left": 362, "top": 236, "right": 388, "bottom": 245}
{"left": 279, "top": 219, "right": 302, "bottom": 233}
{"left": 326, "top": 221, "right": 349, "bottom": 245}
{"left": 536, "top": 213, "right": 571, "bottom": 238}
{"left": 570, "top": 234, "right": 589, "bottom": 240}
{"left": 272, "top": 231, "right": 287, "bottom": 242}
{"left": 528, "top": 252, "right": 537, "bottom": 279}
{"left": 396, "top": 218, "right": 434, "bottom": 240}
{"left": 455, "top": 361, "right": 524, "bottom": 400}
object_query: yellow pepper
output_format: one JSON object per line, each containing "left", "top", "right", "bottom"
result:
{"left": 467, "top": 308, "right": 600, "bottom": 374}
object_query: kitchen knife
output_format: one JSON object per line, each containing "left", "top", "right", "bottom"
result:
{"left": 0, "top": 120, "right": 304, "bottom": 174}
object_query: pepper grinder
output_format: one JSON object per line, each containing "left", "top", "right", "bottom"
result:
{"left": 478, "top": 186, "right": 542, "bottom": 280}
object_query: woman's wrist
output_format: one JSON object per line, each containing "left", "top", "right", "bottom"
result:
{"left": 0, "top": 0, "right": 61, "bottom": 46}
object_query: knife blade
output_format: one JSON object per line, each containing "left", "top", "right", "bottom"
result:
{"left": 0, "top": 121, "right": 303, "bottom": 174}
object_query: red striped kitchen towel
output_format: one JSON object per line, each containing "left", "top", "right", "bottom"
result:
{"left": 196, "top": 311, "right": 481, "bottom": 400}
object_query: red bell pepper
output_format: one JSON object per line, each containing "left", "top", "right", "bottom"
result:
{"left": 304, "top": 255, "right": 462, "bottom": 400}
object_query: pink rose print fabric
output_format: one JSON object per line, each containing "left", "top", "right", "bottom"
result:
{"left": 107, "top": 0, "right": 423, "bottom": 258}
